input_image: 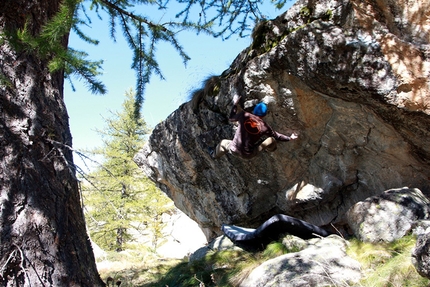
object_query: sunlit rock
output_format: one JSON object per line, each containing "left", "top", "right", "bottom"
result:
{"left": 239, "top": 235, "right": 361, "bottom": 287}
{"left": 135, "top": 0, "right": 430, "bottom": 240}
{"left": 346, "top": 187, "right": 430, "bottom": 242}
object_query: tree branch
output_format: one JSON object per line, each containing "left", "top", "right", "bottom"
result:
{"left": 100, "top": 0, "right": 167, "bottom": 32}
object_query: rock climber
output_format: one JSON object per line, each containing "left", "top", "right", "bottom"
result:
{"left": 209, "top": 95, "right": 298, "bottom": 159}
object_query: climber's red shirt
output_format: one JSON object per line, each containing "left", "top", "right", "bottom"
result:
{"left": 228, "top": 104, "right": 291, "bottom": 158}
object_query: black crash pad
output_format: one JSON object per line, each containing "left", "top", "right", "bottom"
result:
{"left": 222, "top": 214, "right": 333, "bottom": 250}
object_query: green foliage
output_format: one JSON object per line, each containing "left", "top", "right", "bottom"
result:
{"left": 82, "top": 89, "right": 173, "bottom": 252}
{"left": 323, "top": 9, "right": 333, "bottom": 21}
{"left": 61, "top": 48, "right": 105, "bottom": 95}
{"left": 2, "top": 0, "right": 107, "bottom": 94}
{"left": 299, "top": 6, "right": 312, "bottom": 18}
{"left": 271, "top": 0, "right": 289, "bottom": 10}
{"left": 11, "top": 0, "right": 76, "bottom": 55}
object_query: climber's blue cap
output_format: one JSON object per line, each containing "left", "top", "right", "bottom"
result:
{"left": 253, "top": 103, "right": 268, "bottom": 117}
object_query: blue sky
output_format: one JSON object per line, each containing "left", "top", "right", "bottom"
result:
{"left": 64, "top": 1, "right": 295, "bottom": 162}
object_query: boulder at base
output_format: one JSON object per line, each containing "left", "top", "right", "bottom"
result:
{"left": 346, "top": 187, "right": 430, "bottom": 242}
{"left": 239, "top": 235, "right": 361, "bottom": 287}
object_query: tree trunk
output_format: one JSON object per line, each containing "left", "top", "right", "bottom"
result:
{"left": 0, "top": 0, "right": 104, "bottom": 286}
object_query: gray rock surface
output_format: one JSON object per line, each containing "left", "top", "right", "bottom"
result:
{"left": 412, "top": 221, "right": 430, "bottom": 279}
{"left": 134, "top": 0, "right": 430, "bottom": 240}
{"left": 346, "top": 187, "right": 430, "bottom": 242}
{"left": 239, "top": 235, "right": 361, "bottom": 287}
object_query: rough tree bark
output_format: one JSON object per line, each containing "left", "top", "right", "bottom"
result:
{"left": 0, "top": 0, "right": 104, "bottom": 286}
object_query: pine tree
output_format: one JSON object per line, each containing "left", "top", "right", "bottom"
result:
{"left": 83, "top": 91, "right": 171, "bottom": 251}
{"left": 82, "top": 89, "right": 172, "bottom": 252}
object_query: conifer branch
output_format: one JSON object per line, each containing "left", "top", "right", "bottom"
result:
{"left": 100, "top": 0, "right": 168, "bottom": 32}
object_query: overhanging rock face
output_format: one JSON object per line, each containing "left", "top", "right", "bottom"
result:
{"left": 135, "top": 0, "right": 430, "bottom": 240}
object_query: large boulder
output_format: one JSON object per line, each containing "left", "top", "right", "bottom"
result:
{"left": 412, "top": 221, "right": 430, "bottom": 279}
{"left": 239, "top": 235, "right": 361, "bottom": 287}
{"left": 346, "top": 187, "right": 430, "bottom": 242}
{"left": 135, "top": 0, "right": 430, "bottom": 240}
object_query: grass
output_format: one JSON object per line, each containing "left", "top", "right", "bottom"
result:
{"left": 145, "top": 249, "right": 265, "bottom": 287}
{"left": 97, "top": 248, "right": 182, "bottom": 286}
{"left": 98, "top": 241, "right": 289, "bottom": 287}
{"left": 347, "top": 235, "right": 430, "bottom": 287}
{"left": 98, "top": 235, "right": 430, "bottom": 287}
